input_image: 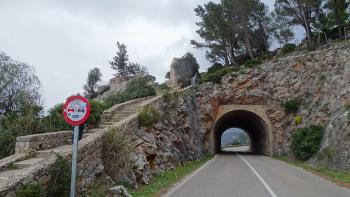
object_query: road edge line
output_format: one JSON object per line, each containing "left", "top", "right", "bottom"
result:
{"left": 238, "top": 154, "right": 278, "bottom": 197}
{"left": 161, "top": 155, "right": 217, "bottom": 197}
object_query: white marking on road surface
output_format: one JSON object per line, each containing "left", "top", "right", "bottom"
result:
{"left": 162, "top": 155, "right": 217, "bottom": 197}
{"left": 238, "top": 154, "right": 278, "bottom": 197}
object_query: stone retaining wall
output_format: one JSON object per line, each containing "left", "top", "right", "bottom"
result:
{"left": 15, "top": 131, "right": 71, "bottom": 154}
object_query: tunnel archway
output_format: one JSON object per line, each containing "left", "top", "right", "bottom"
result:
{"left": 210, "top": 109, "right": 272, "bottom": 155}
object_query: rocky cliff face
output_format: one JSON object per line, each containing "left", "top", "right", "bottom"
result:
{"left": 124, "top": 91, "right": 206, "bottom": 187}
{"left": 194, "top": 42, "right": 350, "bottom": 170}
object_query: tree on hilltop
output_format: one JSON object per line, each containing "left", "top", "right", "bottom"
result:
{"left": 110, "top": 42, "right": 148, "bottom": 78}
{"left": 274, "top": 0, "right": 322, "bottom": 46}
{"left": 83, "top": 67, "right": 102, "bottom": 99}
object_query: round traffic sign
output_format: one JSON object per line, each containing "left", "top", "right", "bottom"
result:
{"left": 63, "top": 95, "right": 91, "bottom": 126}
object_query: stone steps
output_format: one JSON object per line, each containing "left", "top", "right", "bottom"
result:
{"left": 13, "top": 158, "right": 46, "bottom": 169}
{"left": 0, "top": 96, "right": 157, "bottom": 195}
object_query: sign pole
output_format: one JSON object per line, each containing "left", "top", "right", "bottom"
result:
{"left": 70, "top": 125, "right": 79, "bottom": 197}
{"left": 63, "top": 95, "right": 90, "bottom": 197}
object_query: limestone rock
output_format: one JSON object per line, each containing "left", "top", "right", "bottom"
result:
{"left": 169, "top": 53, "right": 199, "bottom": 88}
{"left": 109, "top": 185, "right": 132, "bottom": 197}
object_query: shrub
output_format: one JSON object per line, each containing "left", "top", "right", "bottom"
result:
{"left": 138, "top": 105, "right": 160, "bottom": 128}
{"left": 0, "top": 105, "right": 45, "bottom": 136}
{"left": 281, "top": 43, "right": 296, "bottom": 54}
{"left": 207, "top": 63, "right": 223, "bottom": 73}
{"left": 104, "top": 127, "right": 131, "bottom": 182}
{"left": 0, "top": 131, "right": 16, "bottom": 159}
{"left": 16, "top": 183, "right": 46, "bottom": 197}
{"left": 282, "top": 99, "right": 302, "bottom": 114}
{"left": 291, "top": 125, "right": 324, "bottom": 161}
{"left": 86, "top": 100, "right": 106, "bottom": 128}
{"left": 201, "top": 67, "right": 238, "bottom": 84}
{"left": 294, "top": 115, "right": 302, "bottom": 125}
{"left": 104, "top": 76, "right": 156, "bottom": 108}
{"left": 46, "top": 156, "right": 70, "bottom": 197}
{"left": 244, "top": 58, "right": 262, "bottom": 68}
{"left": 44, "top": 104, "right": 71, "bottom": 132}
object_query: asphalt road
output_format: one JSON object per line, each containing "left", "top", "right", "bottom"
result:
{"left": 162, "top": 153, "right": 350, "bottom": 197}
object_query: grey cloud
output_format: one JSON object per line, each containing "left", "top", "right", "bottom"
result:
{"left": 0, "top": 0, "right": 275, "bottom": 110}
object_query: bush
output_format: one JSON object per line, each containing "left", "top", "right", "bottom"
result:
{"left": 294, "top": 116, "right": 302, "bottom": 125}
{"left": 86, "top": 100, "right": 106, "bottom": 128}
{"left": 244, "top": 58, "right": 262, "bottom": 68}
{"left": 104, "top": 76, "right": 156, "bottom": 108}
{"left": 207, "top": 63, "right": 223, "bottom": 73}
{"left": 46, "top": 156, "right": 70, "bottom": 197}
{"left": 201, "top": 67, "right": 238, "bottom": 84}
{"left": 282, "top": 43, "right": 296, "bottom": 54}
{"left": 138, "top": 105, "right": 160, "bottom": 128}
{"left": 16, "top": 183, "right": 46, "bottom": 197}
{"left": 291, "top": 125, "right": 324, "bottom": 161}
{"left": 44, "top": 104, "right": 71, "bottom": 132}
{"left": 104, "top": 127, "right": 131, "bottom": 182}
{"left": 0, "top": 131, "right": 16, "bottom": 159}
{"left": 282, "top": 99, "right": 302, "bottom": 114}
{"left": 0, "top": 105, "right": 46, "bottom": 136}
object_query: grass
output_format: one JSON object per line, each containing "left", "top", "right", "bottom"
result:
{"left": 129, "top": 155, "right": 213, "bottom": 197}
{"left": 82, "top": 178, "right": 110, "bottom": 197}
{"left": 274, "top": 156, "right": 350, "bottom": 188}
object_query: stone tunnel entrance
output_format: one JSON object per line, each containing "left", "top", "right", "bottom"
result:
{"left": 208, "top": 105, "right": 273, "bottom": 156}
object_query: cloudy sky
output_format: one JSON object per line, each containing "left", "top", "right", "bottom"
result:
{"left": 0, "top": 0, "right": 300, "bottom": 110}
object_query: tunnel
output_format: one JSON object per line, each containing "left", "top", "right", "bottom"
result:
{"left": 211, "top": 110, "right": 270, "bottom": 155}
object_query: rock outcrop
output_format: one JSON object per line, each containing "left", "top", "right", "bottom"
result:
{"left": 169, "top": 53, "right": 199, "bottom": 88}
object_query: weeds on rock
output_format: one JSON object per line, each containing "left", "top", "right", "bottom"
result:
{"left": 138, "top": 105, "right": 160, "bottom": 128}
{"left": 47, "top": 156, "right": 71, "bottom": 197}
{"left": 104, "top": 127, "right": 132, "bottom": 183}
{"left": 16, "top": 183, "right": 46, "bottom": 197}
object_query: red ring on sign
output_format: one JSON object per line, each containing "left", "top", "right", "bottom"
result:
{"left": 62, "top": 95, "right": 91, "bottom": 126}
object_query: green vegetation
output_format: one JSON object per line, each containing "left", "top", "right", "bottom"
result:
{"left": 0, "top": 131, "right": 16, "bottom": 158}
{"left": 274, "top": 156, "right": 350, "bottom": 187}
{"left": 16, "top": 183, "right": 46, "bottom": 197}
{"left": 15, "top": 156, "right": 70, "bottom": 196}
{"left": 81, "top": 178, "right": 110, "bottom": 197}
{"left": 104, "top": 76, "right": 156, "bottom": 108}
{"left": 281, "top": 43, "right": 296, "bottom": 54}
{"left": 110, "top": 41, "right": 148, "bottom": 78}
{"left": 200, "top": 64, "right": 238, "bottom": 84}
{"left": 244, "top": 58, "right": 262, "bottom": 68}
{"left": 83, "top": 67, "right": 102, "bottom": 99}
{"left": 44, "top": 103, "right": 71, "bottom": 132}
{"left": 291, "top": 125, "right": 324, "bottom": 161}
{"left": 138, "top": 105, "right": 160, "bottom": 128}
{"left": 86, "top": 100, "right": 106, "bottom": 128}
{"left": 129, "top": 155, "right": 213, "bottom": 197}
{"left": 282, "top": 99, "right": 302, "bottom": 114}
{"left": 46, "top": 156, "right": 71, "bottom": 197}
{"left": 104, "top": 127, "right": 132, "bottom": 182}
{"left": 294, "top": 115, "right": 302, "bottom": 125}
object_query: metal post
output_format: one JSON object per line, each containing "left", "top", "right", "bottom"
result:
{"left": 70, "top": 126, "right": 79, "bottom": 197}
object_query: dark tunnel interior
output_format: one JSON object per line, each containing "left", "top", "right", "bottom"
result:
{"left": 213, "top": 110, "right": 269, "bottom": 155}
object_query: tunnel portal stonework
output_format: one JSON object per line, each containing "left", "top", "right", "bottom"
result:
{"left": 209, "top": 105, "right": 274, "bottom": 156}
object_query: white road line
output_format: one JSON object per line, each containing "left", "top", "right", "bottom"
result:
{"left": 238, "top": 154, "right": 278, "bottom": 197}
{"left": 162, "top": 155, "right": 217, "bottom": 197}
